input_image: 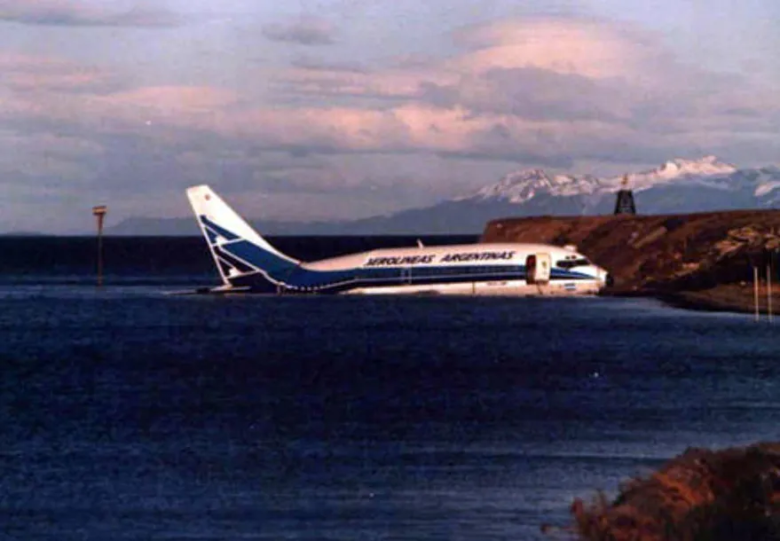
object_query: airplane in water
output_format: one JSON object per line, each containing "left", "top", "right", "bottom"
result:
{"left": 186, "top": 185, "right": 611, "bottom": 295}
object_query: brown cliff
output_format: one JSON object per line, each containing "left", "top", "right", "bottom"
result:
{"left": 481, "top": 210, "right": 780, "bottom": 312}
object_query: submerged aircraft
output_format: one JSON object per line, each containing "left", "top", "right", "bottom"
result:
{"left": 187, "top": 185, "right": 611, "bottom": 295}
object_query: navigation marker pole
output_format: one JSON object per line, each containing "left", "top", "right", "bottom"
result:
{"left": 768, "top": 263, "right": 773, "bottom": 323}
{"left": 754, "top": 266, "right": 760, "bottom": 322}
{"left": 93, "top": 205, "right": 107, "bottom": 287}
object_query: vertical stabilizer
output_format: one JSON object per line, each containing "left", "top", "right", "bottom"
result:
{"left": 186, "top": 185, "right": 299, "bottom": 287}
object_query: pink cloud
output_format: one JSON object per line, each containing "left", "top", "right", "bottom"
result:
{"left": 450, "top": 18, "right": 665, "bottom": 79}
{"left": 7, "top": 77, "right": 767, "bottom": 168}
{"left": 278, "top": 65, "right": 448, "bottom": 100}
{"left": 275, "top": 17, "right": 668, "bottom": 106}
{"left": 90, "top": 86, "right": 239, "bottom": 117}
{"left": 0, "top": 53, "right": 115, "bottom": 92}
{"left": 2, "top": 16, "right": 777, "bottom": 176}
{"left": 0, "top": 53, "right": 64, "bottom": 70}
{"left": 271, "top": 17, "right": 674, "bottom": 121}
{"left": 8, "top": 70, "right": 110, "bottom": 92}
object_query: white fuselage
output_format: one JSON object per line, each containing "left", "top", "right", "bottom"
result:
{"left": 300, "top": 242, "right": 608, "bottom": 296}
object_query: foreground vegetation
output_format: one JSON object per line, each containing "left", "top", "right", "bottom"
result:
{"left": 564, "top": 443, "right": 780, "bottom": 540}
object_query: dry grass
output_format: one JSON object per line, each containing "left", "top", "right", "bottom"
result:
{"left": 482, "top": 210, "right": 780, "bottom": 293}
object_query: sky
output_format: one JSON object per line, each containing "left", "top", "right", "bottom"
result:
{"left": 1, "top": 0, "right": 779, "bottom": 233}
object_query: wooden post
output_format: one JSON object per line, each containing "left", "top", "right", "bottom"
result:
{"left": 754, "top": 266, "right": 760, "bottom": 322}
{"left": 92, "top": 205, "right": 107, "bottom": 287}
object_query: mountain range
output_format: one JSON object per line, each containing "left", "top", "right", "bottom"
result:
{"left": 107, "top": 156, "right": 780, "bottom": 235}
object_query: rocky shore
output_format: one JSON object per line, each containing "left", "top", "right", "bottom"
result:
{"left": 481, "top": 210, "right": 780, "bottom": 314}
{"left": 561, "top": 442, "right": 780, "bottom": 541}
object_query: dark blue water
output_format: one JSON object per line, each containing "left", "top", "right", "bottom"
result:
{"left": 1, "top": 237, "right": 779, "bottom": 540}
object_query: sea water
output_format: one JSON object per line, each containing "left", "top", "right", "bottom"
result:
{"left": 0, "top": 237, "right": 778, "bottom": 540}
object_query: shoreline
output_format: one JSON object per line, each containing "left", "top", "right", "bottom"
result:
{"left": 606, "top": 283, "right": 780, "bottom": 315}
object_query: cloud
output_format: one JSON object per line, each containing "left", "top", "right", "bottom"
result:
{"left": 12, "top": 70, "right": 775, "bottom": 179}
{"left": 272, "top": 17, "right": 670, "bottom": 115}
{"left": 276, "top": 67, "right": 425, "bottom": 102}
{"left": 262, "top": 17, "right": 337, "bottom": 46}
{"left": 260, "top": 16, "right": 780, "bottom": 166}
{"left": 450, "top": 18, "right": 666, "bottom": 79}
{"left": 2, "top": 83, "right": 239, "bottom": 135}
{"left": 89, "top": 86, "right": 240, "bottom": 118}
{"left": 0, "top": 54, "right": 117, "bottom": 93}
{"left": 0, "top": 130, "right": 102, "bottom": 181}
{"left": 5, "top": 15, "right": 780, "bottom": 233}
{"left": 0, "top": 0, "right": 181, "bottom": 28}
{"left": 290, "top": 56, "right": 368, "bottom": 74}
{"left": 418, "top": 68, "right": 632, "bottom": 123}
{"left": 13, "top": 18, "right": 716, "bottom": 168}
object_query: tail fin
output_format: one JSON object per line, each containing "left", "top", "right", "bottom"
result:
{"left": 186, "top": 185, "right": 299, "bottom": 288}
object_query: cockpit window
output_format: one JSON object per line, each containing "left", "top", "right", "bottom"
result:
{"left": 557, "top": 258, "right": 590, "bottom": 269}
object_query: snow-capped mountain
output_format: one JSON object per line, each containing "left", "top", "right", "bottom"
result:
{"left": 465, "top": 169, "right": 604, "bottom": 203}
{"left": 361, "top": 156, "right": 780, "bottom": 233}
{"left": 458, "top": 156, "right": 780, "bottom": 211}
{"left": 613, "top": 155, "right": 738, "bottom": 192}
{"left": 464, "top": 156, "right": 743, "bottom": 202}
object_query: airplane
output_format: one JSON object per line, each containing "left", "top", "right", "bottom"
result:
{"left": 186, "top": 185, "right": 611, "bottom": 295}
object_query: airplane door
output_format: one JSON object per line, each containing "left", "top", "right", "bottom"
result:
{"left": 535, "top": 253, "right": 551, "bottom": 284}
{"left": 525, "top": 253, "right": 551, "bottom": 285}
{"left": 525, "top": 255, "right": 537, "bottom": 284}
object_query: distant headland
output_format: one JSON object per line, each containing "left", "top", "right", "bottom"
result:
{"left": 482, "top": 209, "right": 780, "bottom": 314}
{"left": 0, "top": 231, "right": 49, "bottom": 237}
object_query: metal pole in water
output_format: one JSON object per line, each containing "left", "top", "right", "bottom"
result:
{"left": 768, "top": 263, "right": 773, "bottom": 323}
{"left": 754, "top": 266, "right": 759, "bottom": 322}
{"left": 92, "top": 205, "right": 107, "bottom": 287}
